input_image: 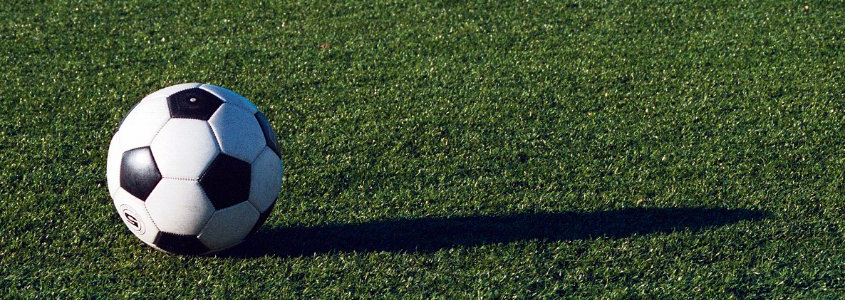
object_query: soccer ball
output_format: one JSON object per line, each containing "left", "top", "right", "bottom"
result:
{"left": 106, "top": 83, "right": 283, "bottom": 255}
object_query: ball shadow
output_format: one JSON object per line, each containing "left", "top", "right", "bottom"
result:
{"left": 220, "top": 207, "right": 767, "bottom": 258}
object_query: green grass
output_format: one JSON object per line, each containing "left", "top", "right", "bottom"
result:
{"left": 2, "top": 0, "right": 845, "bottom": 297}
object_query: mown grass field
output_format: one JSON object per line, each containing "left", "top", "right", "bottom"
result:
{"left": 2, "top": 0, "right": 845, "bottom": 297}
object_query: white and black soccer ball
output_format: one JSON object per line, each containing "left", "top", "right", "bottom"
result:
{"left": 106, "top": 83, "right": 283, "bottom": 255}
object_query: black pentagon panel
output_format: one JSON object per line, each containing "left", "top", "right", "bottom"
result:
{"left": 199, "top": 154, "right": 251, "bottom": 210}
{"left": 249, "top": 200, "right": 276, "bottom": 236}
{"left": 154, "top": 232, "right": 209, "bottom": 255}
{"left": 167, "top": 88, "right": 223, "bottom": 120}
{"left": 254, "top": 112, "right": 281, "bottom": 157}
{"left": 120, "top": 147, "right": 162, "bottom": 200}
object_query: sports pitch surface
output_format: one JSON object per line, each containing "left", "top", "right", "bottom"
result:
{"left": 2, "top": 0, "right": 845, "bottom": 297}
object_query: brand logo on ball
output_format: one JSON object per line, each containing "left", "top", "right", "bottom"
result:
{"left": 119, "top": 205, "right": 145, "bottom": 234}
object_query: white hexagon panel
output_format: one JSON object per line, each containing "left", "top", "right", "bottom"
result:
{"left": 144, "top": 178, "right": 216, "bottom": 235}
{"left": 150, "top": 119, "right": 220, "bottom": 179}
{"left": 208, "top": 103, "right": 266, "bottom": 163}
{"left": 248, "top": 147, "right": 283, "bottom": 213}
{"left": 118, "top": 96, "right": 171, "bottom": 151}
{"left": 197, "top": 201, "right": 260, "bottom": 251}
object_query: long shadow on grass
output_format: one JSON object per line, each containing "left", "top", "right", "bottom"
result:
{"left": 222, "top": 207, "right": 766, "bottom": 258}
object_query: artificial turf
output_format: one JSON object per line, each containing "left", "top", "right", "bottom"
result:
{"left": 2, "top": 0, "right": 845, "bottom": 297}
